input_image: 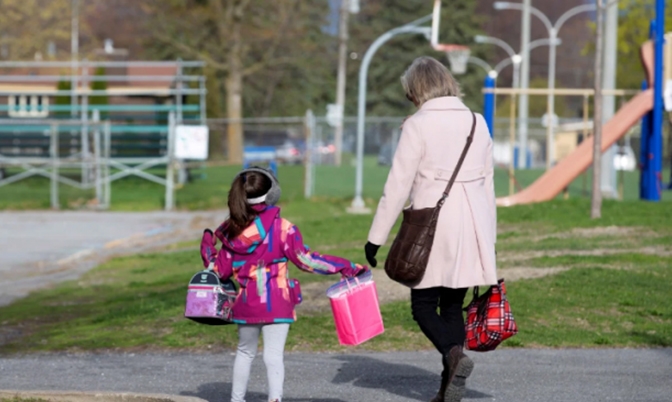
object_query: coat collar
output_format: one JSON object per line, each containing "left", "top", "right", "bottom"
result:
{"left": 419, "top": 96, "right": 468, "bottom": 111}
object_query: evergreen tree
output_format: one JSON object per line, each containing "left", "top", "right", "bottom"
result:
{"left": 54, "top": 79, "right": 72, "bottom": 118}
{"left": 90, "top": 67, "right": 108, "bottom": 120}
{"left": 348, "top": 0, "right": 486, "bottom": 116}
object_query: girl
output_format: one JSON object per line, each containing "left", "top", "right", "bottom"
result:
{"left": 200, "top": 166, "right": 367, "bottom": 402}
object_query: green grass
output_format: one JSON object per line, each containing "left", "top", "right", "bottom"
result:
{"left": 2, "top": 157, "right": 670, "bottom": 210}
{"left": 507, "top": 265, "right": 672, "bottom": 348}
{"left": 0, "top": 198, "right": 671, "bottom": 354}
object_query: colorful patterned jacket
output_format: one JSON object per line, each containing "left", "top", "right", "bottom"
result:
{"left": 200, "top": 205, "right": 367, "bottom": 324}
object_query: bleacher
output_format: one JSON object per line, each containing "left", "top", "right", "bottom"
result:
{"left": 0, "top": 61, "right": 205, "bottom": 162}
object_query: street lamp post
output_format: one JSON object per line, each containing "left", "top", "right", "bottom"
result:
{"left": 494, "top": 2, "right": 597, "bottom": 169}
{"left": 493, "top": 38, "right": 561, "bottom": 75}
{"left": 349, "top": 15, "right": 432, "bottom": 212}
{"left": 478, "top": 36, "right": 561, "bottom": 162}
{"left": 467, "top": 56, "right": 493, "bottom": 74}
{"left": 475, "top": 35, "right": 521, "bottom": 91}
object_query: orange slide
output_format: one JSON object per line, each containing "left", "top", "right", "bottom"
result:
{"left": 497, "top": 89, "right": 653, "bottom": 206}
{"left": 497, "top": 40, "right": 655, "bottom": 206}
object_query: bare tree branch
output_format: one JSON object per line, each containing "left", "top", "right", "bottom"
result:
{"left": 241, "top": 1, "right": 300, "bottom": 77}
{"left": 242, "top": 56, "right": 296, "bottom": 76}
{"left": 152, "top": 31, "right": 228, "bottom": 71}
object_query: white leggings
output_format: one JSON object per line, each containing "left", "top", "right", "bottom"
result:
{"left": 231, "top": 323, "right": 290, "bottom": 402}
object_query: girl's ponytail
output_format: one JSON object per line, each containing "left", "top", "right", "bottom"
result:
{"left": 222, "top": 172, "right": 272, "bottom": 240}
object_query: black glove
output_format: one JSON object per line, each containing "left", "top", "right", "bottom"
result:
{"left": 364, "top": 242, "right": 380, "bottom": 267}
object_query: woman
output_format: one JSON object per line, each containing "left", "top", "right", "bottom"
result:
{"left": 364, "top": 56, "right": 497, "bottom": 402}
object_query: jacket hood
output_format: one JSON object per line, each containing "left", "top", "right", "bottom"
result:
{"left": 217, "top": 205, "right": 280, "bottom": 255}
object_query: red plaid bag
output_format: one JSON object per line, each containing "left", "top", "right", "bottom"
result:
{"left": 464, "top": 278, "right": 517, "bottom": 352}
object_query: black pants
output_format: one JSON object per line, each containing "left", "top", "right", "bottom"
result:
{"left": 411, "top": 287, "right": 468, "bottom": 356}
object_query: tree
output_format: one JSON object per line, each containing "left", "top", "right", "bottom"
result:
{"left": 144, "top": 0, "right": 335, "bottom": 163}
{"left": 0, "top": 0, "right": 73, "bottom": 61}
{"left": 614, "top": 0, "right": 672, "bottom": 90}
{"left": 55, "top": 79, "right": 72, "bottom": 118}
{"left": 90, "top": 67, "right": 108, "bottom": 119}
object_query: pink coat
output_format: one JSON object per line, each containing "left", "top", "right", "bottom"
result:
{"left": 201, "top": 205, "right": 366, "bottom": 324}
{"left": 368, "top": 96, "right": 498, "bottom": 289}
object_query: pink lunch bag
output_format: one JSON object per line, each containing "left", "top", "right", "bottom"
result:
{"left": 184, "top": 263, "right": 238, "bottom": 325}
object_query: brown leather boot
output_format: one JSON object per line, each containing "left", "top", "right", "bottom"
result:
{"left": 429, "top": 374, "right": 448, "bottom": 402}
{"left": 443, "top": 346, "right": 474, "bottom": 402}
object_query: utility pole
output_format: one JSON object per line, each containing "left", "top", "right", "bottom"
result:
{"left": 517, "top": 0, "right": 531, "bottom": 169}
{"left": 592, "top": 0, "right": 605, "bottom": 219}
{"left": 71, "top": 0, "right": 79, "bottom": 115}
{"left": 334, "top": 0, "right": 350, "bottom": 166}
{"left": 600, "top": 0, "right": 618, "bottom": 199}
{"left": 72, "top": 0, "right": 84, "bottom": 183}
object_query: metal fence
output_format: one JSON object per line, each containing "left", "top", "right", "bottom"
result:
{"left": 206, "top": 114, "right": 404, "bottom": 199}
{"left": 207, "top": 112, "right": 670, "bottom": 201}
{"left": 0, "top": 60, "right": 208, "bottom": 209}
{"left": 0, "top": 113, "right": 187, "bottom": 210}
{"left": 0, "top": 118, "right": 112, "bottom": 209}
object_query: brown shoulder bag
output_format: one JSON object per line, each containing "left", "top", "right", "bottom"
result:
{"left": 384, "top": 111, "right": 477, "bottom": 287}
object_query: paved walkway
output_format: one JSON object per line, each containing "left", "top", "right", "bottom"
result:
{"left": 1, "top": 349, "right": 671, "bottom": 402}
{"left": 2, "top": 212, "right": 671, "bottom": 402}
{"left": 0, "top": 210, "right": 226, "bottom": 306}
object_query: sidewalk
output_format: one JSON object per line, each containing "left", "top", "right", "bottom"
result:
{"left": 1, "top": 349, "right": 670, "bottom": 402}
{"left": 0, "top": 210, "right": 226, "bottom": 306}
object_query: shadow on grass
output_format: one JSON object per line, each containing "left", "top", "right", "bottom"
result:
{"left": 629, "top": 331, "right": 672, "bottom": 347}
{"left": 331, "top": 355, "right": 492, "bottom": 401}
{"left": 181, "top": 382, "right": 347, "bottom": 402}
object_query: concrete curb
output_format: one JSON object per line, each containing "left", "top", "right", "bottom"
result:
{"left": 0, "top": 390, "right": 207, "bottom": 402}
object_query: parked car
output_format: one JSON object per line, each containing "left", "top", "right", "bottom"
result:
{"left": 275, "top": 140, "right": 303, "bottom": 165}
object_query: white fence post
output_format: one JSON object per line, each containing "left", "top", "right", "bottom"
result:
{"left": 304, "top": 109, "right": 315, "bottom": 199}
{"left": 104, "top": 121, "right": 111, "bottom": 208}
{"left": 92, "top": 109, "right": 104, "bottom": 207}
{"left": 165, "top": 112, "right": 176, "bottom": 211}
{"left": 50, "top": 123, "right": 60, "bottom": 210}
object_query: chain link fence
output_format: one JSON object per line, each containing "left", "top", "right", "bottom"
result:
{"left": 207, "top": 112, "right": 670, "bottom": 200}
{"left": 206, "top": 115, "right": 403, "bottom": 200}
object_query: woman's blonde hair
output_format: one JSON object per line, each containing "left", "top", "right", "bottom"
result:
{"left": 400, "top": 56, "right": 462, "bottom": 105}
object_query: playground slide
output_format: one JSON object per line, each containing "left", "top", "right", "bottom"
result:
{"left": 496, "top": 88, "right": 654, "bottom": 206}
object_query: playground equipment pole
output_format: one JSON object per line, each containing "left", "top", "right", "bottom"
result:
{"left": 349, "top": 15, "right": 432, "bottom": 212}
{"left": 640, "top": 79, "right": 652, "bottom": 199}
{"left": 643, "top": 0, "right": 666, "bottom": 201}
{"left": 484, "top": 73, "right": 496, "bottom": 137}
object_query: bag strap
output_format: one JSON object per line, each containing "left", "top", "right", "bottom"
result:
{"left": 437, "top": 111, "right": 477, "bottom": 208}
